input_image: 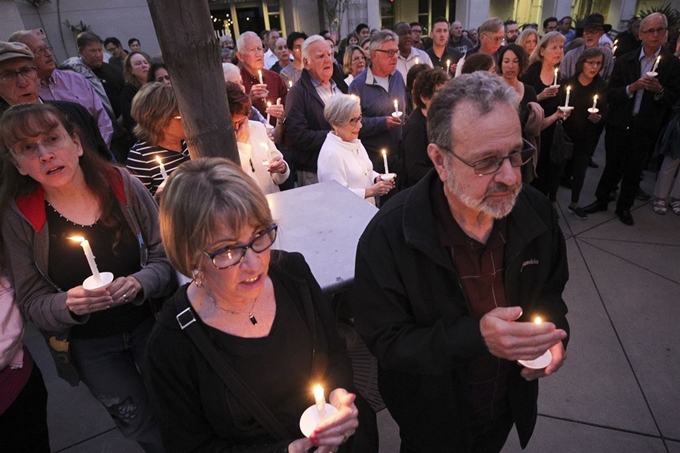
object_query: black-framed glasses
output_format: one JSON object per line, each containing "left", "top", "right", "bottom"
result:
{"left": 0, "top": 66, "right": 37, "bottom": 85}
{"left": 374, "top": 49, "right": 399, "bottom": 58}
{"left": 439, "top": 139, "right": 535, "bottom": 176}
{"left": 204, "top": 224, "right": 278, "bottom": 269}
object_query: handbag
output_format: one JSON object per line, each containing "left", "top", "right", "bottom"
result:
{"left": 174, "top": 295, "right": 290, "bottom": 442}
{"left": 550, "top": 120, "right": 573, "bottom": 165}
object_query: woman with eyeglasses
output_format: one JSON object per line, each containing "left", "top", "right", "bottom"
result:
{"left": 126, "top": 82, "right": 189, "bottom": 196}
{"left": 318, "top": 94, "right": 395, "bottom": 205}
{"left": 561, "top": 47, "right": 607, "bottom": 220}
{"left": 226, "top": 82, "right": 289, "bottom": 195}
{"left": 147, "top": 157, "right": 378, "bottom": 452}
{"left": 0, "top": 103, "right": 173, "bottom": 452}
{"left": 343, "top": 45, "right": 367, "bottom": 85}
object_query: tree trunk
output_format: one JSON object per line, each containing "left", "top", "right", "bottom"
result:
{"left": 146, "top": 0, "right": 239, "bottom": 162}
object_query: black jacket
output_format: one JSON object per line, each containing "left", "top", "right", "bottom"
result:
{"left": 353, "top": 170, "right": 569, "bottom": 451}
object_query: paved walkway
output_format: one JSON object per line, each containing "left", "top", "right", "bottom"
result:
{"left": 26, "top": 141, "right": 680, "bottom": 452}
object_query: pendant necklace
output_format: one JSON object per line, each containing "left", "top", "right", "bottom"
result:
{"left": 206, "top": 290, "right": 258, "bottom": 325}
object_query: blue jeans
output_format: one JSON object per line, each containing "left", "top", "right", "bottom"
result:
{"left": 70, "top": 316, "right": 164, "bottom": 453}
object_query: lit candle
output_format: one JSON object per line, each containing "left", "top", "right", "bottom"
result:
{"left": 313, "top": 385, "right": 326, "bottom": 419}
{"left": 564, "top": 86, "right": 571, "bottom": 107}
{"left": 156, "top": 156, "right": 168, "bottom": 180}
{"left": 393, "top": 99, "right": 399, "bottom": 115}
{"left": 534, "top": 316, "right": 542, "bottom": 324}
{"left": 446, "top": 59, "right": 451, "bottom": 73}
{"left": 258, "top": 69, "right": 263, "bottom": 84}
{"left": 592, "top": 95, "right": 598, "bottom": 110}
{"left": 266, "top": 101, "right": 272, "bottom": 125}
{"left": 651, "top": 55, "right": 661, "bottom": 73}
{"left": 553, "top": 67, "right": 559, "bottom": 86}
{"left": 288, "top": 80, "right": 293, "bottom": 88}
{"left": 262, "top": 142, "right": 271, "bottom": 160}
{"left": 415, "top": 56, "right": 419, "bottom": 65}
{"left": 70, "top": 237, "right": 102, "bottom": 286}
{"left": 612, "top": 45, "right": 617, "bottom": 55}
{"left": 382, "top": 149, "right": 389, "bottom": 174}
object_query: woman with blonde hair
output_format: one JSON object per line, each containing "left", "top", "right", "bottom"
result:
{"left": 343, "top": 45, "right": 367, "bottom": 85}
{"left": 120, "top": 51, "right": 151, "bottom": 136}
{"left": 517, "top": 28, "right": 539, "bottom": 57}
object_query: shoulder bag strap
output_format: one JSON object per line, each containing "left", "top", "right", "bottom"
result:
{"left": 174, "top": 295, "right": 290, "bottom": 441}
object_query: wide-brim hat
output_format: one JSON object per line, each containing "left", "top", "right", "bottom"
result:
{"left": 0, "top": 41, "right": 34, "bottom": 63}
{"left": 577, "top": 13, "right": 612, "bottom": 33}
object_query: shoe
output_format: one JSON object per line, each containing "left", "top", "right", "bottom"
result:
{"left": 615, "top": 209, "right": 634, "bottom": 226}
{"left": 671, "top": 199, "right": 680, "bottom": 216}
{"left": 653, "top": 198, "right": 667, "bottom": 215}
{"left": 636, "top": 189, "right": 651, "bottom": 201}
{"left": 583, "top": 201, "right": 608, "bottom": 214}
{"left": 560, "top": 178, "right": 573, "bottom": 189}
{"left": 609, "top": 190, "right": 617, "bottom": 201}
{"left": 568, "top": 205, "right": 587, "bottom": 220}
{"left": 588, "top": 158, "right": 599, "bottom": 168}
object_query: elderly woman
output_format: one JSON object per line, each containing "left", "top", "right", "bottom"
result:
{"left": 343, "top": 45, "right": 366, "bottom": 85}
{"left": 226, "top": 82, "right": 289, "bottom": 194}
{"left": 126, "top": 82, "right": 190, "bottom": 196}
{"left": 0, "top": 103, "right": 172, "bottom": 452}
{"left": 120, "top": 51, "right": 151, "bottom": 136}
{"left": 517, "top": 29, "right": 539, "bottom": 57}
{"left": 562, "top": 47, "right": 607, "bottom": 219}
{"left": 402, "top": 68, "right": 448, "bottom": 188}
{"left": 147, "top": 158, "right": 378, "bottom": 452}
{"left": 318, "top": 94, "right": 395, "bottom": 205}
{"left": 520, "top": 31, "right": 571, "bottom": 205}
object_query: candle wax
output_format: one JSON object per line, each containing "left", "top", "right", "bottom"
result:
{"left": 382, "top": 149, "right": 389, "bottom": 174}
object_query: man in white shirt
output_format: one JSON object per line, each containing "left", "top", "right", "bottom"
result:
{"left": 394, "top": 22, "right": 432, "bottom": 84}
{"left": 263, "top": 29, "right": 280, "bottom": 69}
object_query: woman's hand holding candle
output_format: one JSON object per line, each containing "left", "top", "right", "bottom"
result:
{"left": 65, "top": 276, "right": 142, "bottom": 315}
{"left": 309, "top": 388, "right": 359, "bottom": 449}
{"left": 267, "top": 157, "right": 287, "bottom": 174}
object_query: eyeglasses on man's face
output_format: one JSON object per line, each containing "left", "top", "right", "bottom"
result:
{"left": 0, "top": 66, "right": 37, "bottom": 85}
{"left": 374, "top": 48, "right": 399, "bottom": 58}
{"left": 204, "top": 224, "right": 278, "bottom": 269}
{"left": 640, "top": 26, "right": 667, "bottom": 35}
{"left": 439, "top": 139, "right": 536, "bottom": 175}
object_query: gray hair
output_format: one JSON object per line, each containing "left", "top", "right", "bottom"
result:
{"left": 369, "top": 30, "right": 398, "bottom": 54}
{"left": 529, "top": 31, "right": 565, "bottom": 64}
{"left": 222, "top": 62, "right": 241, "bottom": 83}
{"left": 478, "top": 17, "right": 504, "bottom": 34}
{"left": 427, "top": 71, "right": 519, "bottom": 151}
{"left": 640, "top": 12, "right": 668, "bottom": 32}
{"left": 301, "top": 35, "right": 327, "bottom": 61}
{"left": 7, "top": 30, "right": 34, "bottom": 44}
{"left": 324, "top": 94, "right": 361, "bottom": 127}
{"left": 236, "top": 31, "right": 260, "bottom": 53}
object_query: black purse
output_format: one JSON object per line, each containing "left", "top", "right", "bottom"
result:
{"left": 550, "top": 120, "right": 574, "bottom": 165}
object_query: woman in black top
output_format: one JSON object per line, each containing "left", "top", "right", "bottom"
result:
{"left": 520, "top": 32, "right": 572, "bottom": 205}
{"left": 120, "top": 52, "right": 150, "bottom": 137}
{"left": 562, "top": 48, "right": 607, "bottom": 219}
{"left": 148, "top": 158, "right": 378, "bottom": 453}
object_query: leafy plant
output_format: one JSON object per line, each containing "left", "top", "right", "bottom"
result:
{"left": 639, "top": 3, "right": 679, "bottom": 26}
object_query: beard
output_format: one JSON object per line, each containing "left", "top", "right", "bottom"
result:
{"left": 445, "top": 160, "right": 522, "bottom": 219}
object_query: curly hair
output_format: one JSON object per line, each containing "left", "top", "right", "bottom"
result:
{"left": 412, "top": 68, "right": 448, "bottom": 110}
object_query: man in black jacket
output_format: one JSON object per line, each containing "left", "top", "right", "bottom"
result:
{"left": 583, "top": 12, "right": 680, "bottom": 225}
{"left": 353, "top": 71, "right": 569, "bottom": 453}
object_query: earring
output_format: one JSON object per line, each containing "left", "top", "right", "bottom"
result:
{"left": 192, "top": 269, "right": 203, "bottom": 288}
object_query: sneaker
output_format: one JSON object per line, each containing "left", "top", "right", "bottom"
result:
{"left": 671, "top": 199, "right": 680, "bottom": 216}
{"left": 653, "top": 199, "right": 667, "bottom": 215}
{"left": 568, "top": 205, "right": 587, "bottom": 220}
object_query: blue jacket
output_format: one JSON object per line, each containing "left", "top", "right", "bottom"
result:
{"left": 348, "top": 68, "right": 405, "bottom": 173}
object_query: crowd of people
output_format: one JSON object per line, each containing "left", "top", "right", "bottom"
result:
{"left": 0, "top": 7, "right": 679, "bottom": 453}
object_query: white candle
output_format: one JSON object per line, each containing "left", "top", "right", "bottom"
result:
{"left": 592, "top": 95, "right": 598, "bottom": 110}
{"left": 70, "top": 237, "right": 102, "bottom": 286}
{"left": 415, "top": 56, "right": 419, "bottom": 65}
{"left": 313, "top": 385, "right": 326, "bottom": 419}
{"left": 156, "top": 156, "right": 168, "bottom": 180}
{"left": 612, "top": 45, "right": 617, "bottom": 55}
{"left": 288, "top": 80, "right": 293, "bottom": 88}
{"left": 651, "top": 55, "right": 660, "bottom": 73}
{"left": 382, "top": 149, "right": 389, "bottom": 174}
{"left": 553, "top": 67, "right": 559, "bottom": 86}
{"left": 261, "top": 142, "right": 271, "bottom": 160}
{"left": 258, "top": 69, "right": 263, "bottom": 84}
{"left": 393, "top": 99, "right": 398, "bottom": 115}
{"left": 446, "top": 59, "right": 451, "bottom": 73}
{"left": 564, "top": 86, "right": 571, "bottom": 107}
{"left": 266, "top": 101, "right": 272, "bottom": 125}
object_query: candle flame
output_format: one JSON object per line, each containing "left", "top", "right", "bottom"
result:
{"left": 267, "top": 101, "right": 271, "bottom": 107}
{"left": 69, "top": 236, "right": 85, "bottom": 243}
{"left": 534, "top": 316, "right": 542, "bottom": 324}
{"left": 382, "top": 149, "right": 387, "bottom": 157}
{"left": 313, "top": 385, "right": 324, "bottom": 400}
{"left": 155, "top": 156, "right": 161, "bottom": 164}
{"left": 594, "top": 95, "right": 598, "bottom": 100}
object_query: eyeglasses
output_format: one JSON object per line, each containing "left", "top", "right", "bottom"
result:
{"left": 204, "top": 225, "right": 278, "bottom": 269}
{"left": 584, "top": 60, "right": 603, "bottom": 67}
{"left": 33, "top": 45, "right": 52, "bottom": 56}
{"left": 0, "top": 66, "right": 37, "bottom": 85}
{"left": 12, "top": 132, "right": 70, "bottom": 159}
{"left": 440, "top": 139, "right": 535, "bottom": 175}
{"left": 351, "top": 56, "right": 367, "bottom": 62}
{"left": 640, "top": 27, "right": 667, "bottom": 35}
{"left": 374, "top": 48, "right": 399, "bottom": 58}
{"left": 348, "top": 115, "right": 362, "bottom": 126}
{"left": 483, "top": 33, "right": 504, "bottom": 43}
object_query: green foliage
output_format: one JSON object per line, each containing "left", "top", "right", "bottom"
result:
{"left": 639, "top": 3, "right": 679, "bottom": 26}
{"left": 63, "top": 20, "right": 91, "bottom": 34}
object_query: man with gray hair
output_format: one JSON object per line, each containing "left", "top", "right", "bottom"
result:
{"left": 353, "top": 71, "right": 569, "bottom": 452}
{"left": 348, "top": 30, "right": 405, "bottom": 174}
{"left": 467, "top": 18, "right": 505, "bottom": 63}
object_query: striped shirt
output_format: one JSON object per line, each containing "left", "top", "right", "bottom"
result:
{"left": 125, "top": 141, "right": 190, "bottom": 195}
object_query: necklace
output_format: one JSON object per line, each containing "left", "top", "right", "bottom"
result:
{"left": 45, "top": 201, "right": 96, "bottom": 228}
{"left": 205, "top": 289, "right": 258, "bottom": 325}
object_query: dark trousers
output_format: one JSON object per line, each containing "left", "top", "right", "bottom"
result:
{"left": 571, "top": 134, "right": 600, "bottom": 204}
{"left": 595, "top": 122, "right": 658, "bottom": 211}
{"left": 0, "top": 364, "right": 50, "bottom": 453}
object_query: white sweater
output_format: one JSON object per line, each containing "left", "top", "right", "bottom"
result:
{"left": 237, "top": 121, "right": 290, "bottom": 195}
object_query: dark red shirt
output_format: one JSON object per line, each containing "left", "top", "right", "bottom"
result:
{"left": 240, "top": 67, "right": 288, "bottom": 127}
{"left": 430, "top": 177, "right": 511, "bottom": 427}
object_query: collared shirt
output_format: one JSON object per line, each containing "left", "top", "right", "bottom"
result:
{"left": 396, "top": 47, "right": 433, "bottom": 84}
{"left": 426, "top": 45, "right": 463, "bottom": 71}
{"left": 264, "top": 49, "right": 278, "bottom": 70}
{"left": 309, "top": 74, "right": 339, "bottom": 105}
{"left": 39, "top": 69, "right": 114, "bottom": 146}
{"left": 631, "top": 46, "right": 662, "bottom": 115}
